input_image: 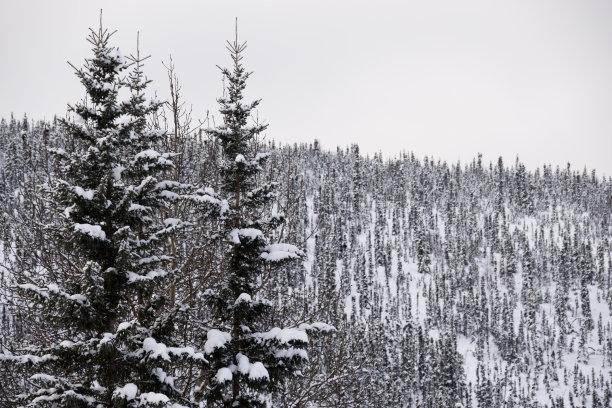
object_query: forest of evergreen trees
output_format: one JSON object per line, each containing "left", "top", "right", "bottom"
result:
{"left": 1, "top": 19, "right": 612, "bottom": 408}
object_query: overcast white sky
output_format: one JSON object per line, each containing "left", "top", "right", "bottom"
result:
{"left": 1, "top": 0, "right": 611, "bottom": 175}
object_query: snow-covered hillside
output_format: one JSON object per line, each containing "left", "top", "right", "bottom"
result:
{"left": 266, "top": 145, "right": 612, "bottom": 407}
{"left": 1, "top": 115, "right": 611, "bottom": 406}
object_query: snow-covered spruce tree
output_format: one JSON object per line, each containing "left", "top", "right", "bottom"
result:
{"left": 198, "top": 31, "right": 327, "bottom": 407}
{"left": 0, "top": 21, "right": 200, "bottom": 407}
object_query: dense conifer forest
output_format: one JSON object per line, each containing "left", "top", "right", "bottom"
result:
{"left": 1, "top": 19, "right": 612, "bottom": 408}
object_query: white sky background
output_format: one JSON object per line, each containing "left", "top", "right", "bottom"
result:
{"left": 1, "top": 0, "right": 611, "bottom": 175}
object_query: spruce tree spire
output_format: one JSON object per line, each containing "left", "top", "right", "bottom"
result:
{"left": 0, "top": 17, "right": 198, "bottom": 407}
{"left": 199, "top": 24, "right": 331, "bottom": 407}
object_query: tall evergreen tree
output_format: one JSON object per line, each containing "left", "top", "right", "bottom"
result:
{"left": 0, "top": 19, "right": 200, "bottom": 407}
{"left": 198, "top": 26, "right": 328, "bottom": 407}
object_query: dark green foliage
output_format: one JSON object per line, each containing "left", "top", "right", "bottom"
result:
{"left": 197, "top": 31, "right": 317, "bottom": 407}
{"left": 1, "top": 20, "right": 196, "bottom": 407}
